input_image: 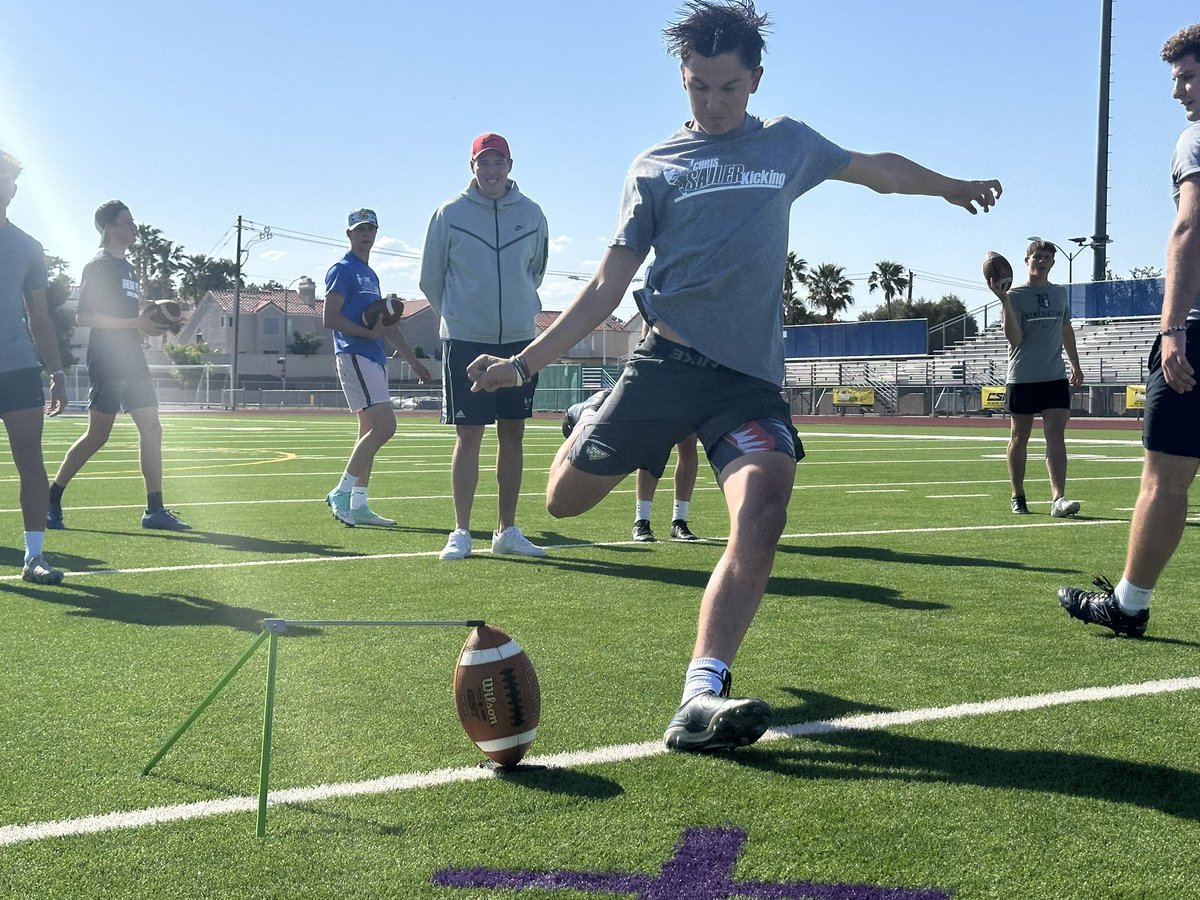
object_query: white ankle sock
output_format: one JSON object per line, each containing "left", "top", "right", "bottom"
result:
{"left": 1115, "top": 578, "right": 1151, "bottom": 613}
{"left": 337, "top": 471, "right": 357, "bottom": 493}
{"left": 24, "top": 530, "right": 44, "bottom": 563}
{"left": 681, "top": 657, "right": 730, "bottom": 705}
{"left": 636, "top": 500, "right": 652, "bottom": 522}
{"left": 350, "top": 486, "right": 367, "bottom": 510}
{"left": 673, "top": 500, "right": 690, "bottom": 522}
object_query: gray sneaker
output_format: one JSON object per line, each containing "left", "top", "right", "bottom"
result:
{"left": 22, "top": 554, "right": 64, "bottom": 585}
{"left": 664, "top": 692, "right": 772, "bottom": 753}
{"left": 141, "top": 508, "right": 192, "bottom": 531}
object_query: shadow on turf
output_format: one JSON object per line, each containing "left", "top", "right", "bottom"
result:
{"left": 55, "top": 527, "right": 363, "bottom": 559}
{"left": 0, "top": 580, "right": 321, "bottom": 635}
{"left": 496, "top": 553, "right": 949, "bottom": 611}
{"left": 733, "top": 687, "right": 1200, "bottom": 822}
{"left": 776, "top": 543, "right": 1076, "bottom": 575}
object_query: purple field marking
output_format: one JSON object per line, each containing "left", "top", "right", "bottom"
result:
{"left": 433, "top": 826, "right": 951, "bottom": 899}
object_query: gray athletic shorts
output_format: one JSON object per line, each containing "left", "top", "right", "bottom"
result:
{"left": 0, "top": 367, "right": 45, "bottom": 416}
{"left": 568, "top": 331, "right": 802, "bottom": 479}
{"left": 89, "top": 373, "right": 157, "bottom": 414}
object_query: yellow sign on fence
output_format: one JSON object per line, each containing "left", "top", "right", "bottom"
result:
{"left": 1126, "top": 385, "right": 1147, "bottom": 409}
{"left": 832, "top": 387, "right": 875, "bottom": 407}
{"left": 981, "top": 386, "right": 1007, "bottom": 409}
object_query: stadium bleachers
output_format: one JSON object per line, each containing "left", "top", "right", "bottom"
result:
{"left": 784, "top": 316, "right": 1159, "bottom": 389}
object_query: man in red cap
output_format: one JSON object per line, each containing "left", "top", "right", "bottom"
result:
{"left": 420, "top": 133, "right": 549, "bottom": 561}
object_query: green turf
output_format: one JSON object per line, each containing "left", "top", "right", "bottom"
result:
{"left": 1, "top": 413, "right": 1196, "bottom": 899}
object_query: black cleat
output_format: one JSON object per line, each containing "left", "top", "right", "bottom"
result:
{"left": 671, "top": 519, "right": 700, "bottom": 541}
{"left": 632, "top": 519, "right": 656, "bottom": 542}
{"left": 664, "top": 692, "right": 772, "bottom": 753}
{"left": 46, "top": 502, "right": 65, "bottom": 530}
{"left": 1011, "top": 495, "right": 1030, "bottom": 515}
{"left": 562, "top": 389, "right": 611, "bottom": 438}
{"left": 1058, "top": 575, "right": 1148, "bottom": 638}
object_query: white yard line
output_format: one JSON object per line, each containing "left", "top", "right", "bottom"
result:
{"left": 2, "top": 674, "right": 1195, "bottom": 848}
{"left": 0, "top": 518, "right": 1127, "bottom": 582}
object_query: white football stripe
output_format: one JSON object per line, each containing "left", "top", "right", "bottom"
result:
{"left": 1, "top": 675, "right": 1197, "bottom": 848}
{"left": 459, "top": 640, "right": 523, "bottom": 667}
{"left": 475, "top": 728, "right": 539, "bottom": 752}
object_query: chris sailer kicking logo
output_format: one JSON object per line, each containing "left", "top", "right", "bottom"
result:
{"left": 664, "top": 157, "right": 786, "bottom": 201}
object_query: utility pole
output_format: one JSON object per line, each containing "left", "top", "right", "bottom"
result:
{"left": 231, "top": 216, "right": 242, "bottom": 407}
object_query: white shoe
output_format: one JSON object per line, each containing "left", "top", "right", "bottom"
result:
{"left": 440, "top": 529, "right": 472, "bottom": 560}
{"left": 1051, "top": 497, "right": 1081, "bottom": 518}
{"left": 491, "top": 525, "right": 547, "bottom": 557}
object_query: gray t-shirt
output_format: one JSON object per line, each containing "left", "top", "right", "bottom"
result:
{"left": 1006, "top": 282, "right": 1070, "bottom": 384}
{"left": 1170, "top": 121, "right": 1200, "bottom": 320}
{"left": 612, "top": 115, "right": 851, "bottom": 386}
{"left": 0, "top": 221, "right": 47, "bottom": 375}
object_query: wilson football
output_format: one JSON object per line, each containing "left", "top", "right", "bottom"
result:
{"left": 363, "top": 295, "right": 403, "bottom": 328}
{"left": 453, "top": 625, "right": 540, "bottom": 767}
{"left": 982, "top": 251, "right": 1014, "bottom": 289}
{"left": 148, "top": 299, "right": 182, "bottom": 328}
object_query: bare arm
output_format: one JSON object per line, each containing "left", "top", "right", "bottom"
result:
{"left": 1159, "top": 177, "right": 1200, "bottom": 393}
{"left": 384, "top": 328, "right": 431, "bottom": 383}
{"left": 79, "top": 307, "right": 169, "bottom": 337}
{"left": 23, "top": 287, "right": 66, "bottom": 415}
{"left": 322, "top": 291, "right": 386, "bottom": 341}
{"left": 468, "top": 245, "right": 644, "bottom": 392}
{"left": 991, "top": 286, "right": 1022, "bottom": 348}
{"left": 1062, "top": 321, "right": 1083, "bottom": 386}
{"left": 833, "top": 151, "right": 1002, "bottom": 214}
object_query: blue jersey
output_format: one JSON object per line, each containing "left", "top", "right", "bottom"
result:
{"left": 325, "top": 251, "right": 385, "bottom": 365}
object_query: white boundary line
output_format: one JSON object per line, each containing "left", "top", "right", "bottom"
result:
{"left": 0, "top": 517, "right": 1126, "bottom": 581}
{"left": 2, "top": 675, "right": 1196, "bottom": 848}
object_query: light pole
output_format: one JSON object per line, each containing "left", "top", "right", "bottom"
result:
{"left": 1026, "top": 235, "right": 1112, "bottom": 286}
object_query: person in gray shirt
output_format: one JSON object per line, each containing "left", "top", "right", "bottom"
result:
{"left": 1058, "top": 23, "right": 1200, "bottom": 639}
{"left": 0, "top": 149, "right": 66, "bottom": 584}
{"left": 987, "top": 240, "right": 1084, "bottom": 517}
{"left": 469, "top": 0, "right": 1001, "bottom": 753}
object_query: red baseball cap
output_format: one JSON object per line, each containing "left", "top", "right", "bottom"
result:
{"left": 471, "top": 133, "right": 511, "bottom": 161}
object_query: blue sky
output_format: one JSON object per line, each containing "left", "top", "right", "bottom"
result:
{"left": 0, "top": 1, "right": 1191, "bottom": 320}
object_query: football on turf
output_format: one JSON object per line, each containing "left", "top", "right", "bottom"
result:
{"left": 982, "top": 251, "right": 1013, "bottom": 289}
{"left": 453, "top": 625, "right": 540, "bottom": 767}
{"left": 148, "top": 299, "right": 182, "bottom": 329}
{"left": 362, "top": 295, "right": 403, "bottom": 328}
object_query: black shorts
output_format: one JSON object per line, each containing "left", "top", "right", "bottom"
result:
{"left": 442, "top": 339, "right": 537, "bottom": 426}
{"left": 1006, "top": 379, "right": 1070, "bottom": 416}
{"left": 89, "top": 373, "right": 158, "bottom": 415}
{"left": 1143, "top": 321, "right": 1200, "bottom": 459}
{"left": 0, "top": 367, "right": 45, "bottom": 416}
{"left": 568, "top": 331, "right": 802, "bottom": 479}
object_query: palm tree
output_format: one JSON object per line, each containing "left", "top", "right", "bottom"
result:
{"left": 782, "top": 251, "right": 810, "bottom": 325}
{"left": 867, "top": 260, "right": 909, "bottom": 319}
{"left": 806, "top": 263, "right": 855, "bottom": 322}
{"left": 131, "top": 224, "right": 170, "bottom": 300}
{"left": 179, "top": 253, "right": 239, "bottom": 302}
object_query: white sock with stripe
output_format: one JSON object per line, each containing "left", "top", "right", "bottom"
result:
{"left": 680, "top": 657, "right": 731, "bottom": 706}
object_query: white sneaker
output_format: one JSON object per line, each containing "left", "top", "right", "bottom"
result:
{"left": 491, "top": 525, "right": 547, "bottom": 557}
{"left": 1051, "top": 497, "right": 1082, "bottom": 518}
{"left": 440, "top": 529, "right": 472, "bottom": 560}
